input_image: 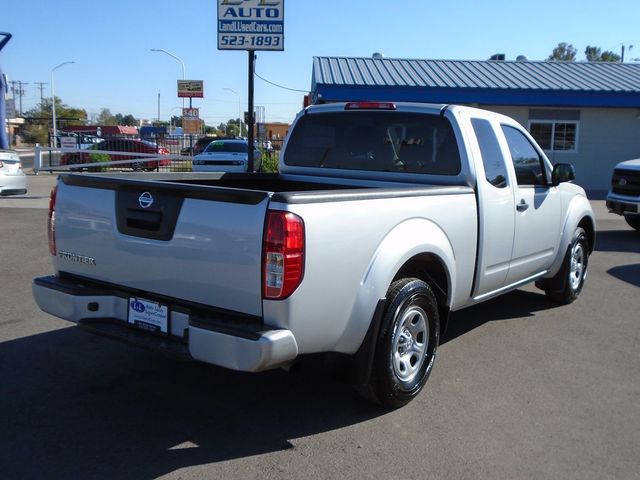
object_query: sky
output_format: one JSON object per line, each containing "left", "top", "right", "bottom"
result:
{"left": 2, "top": 0, "right": 640, "bottom": 126}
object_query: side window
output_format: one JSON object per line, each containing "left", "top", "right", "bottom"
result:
{"left": 501, "top": 125, "right": 546, "bottom": 186}
{"left": 471, "top": 118, "right": 508, "bottom": 188}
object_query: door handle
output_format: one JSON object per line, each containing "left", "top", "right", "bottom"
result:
{"left": 516, "top": 199, "right": 529, "bottom": 212}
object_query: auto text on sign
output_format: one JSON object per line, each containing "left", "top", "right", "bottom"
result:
{"left": 217, "top": 0, "right": 284, "bottom": 51}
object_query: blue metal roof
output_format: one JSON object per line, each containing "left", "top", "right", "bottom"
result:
{"left": 311, "top": 57, "right": 640, "bottom": 107}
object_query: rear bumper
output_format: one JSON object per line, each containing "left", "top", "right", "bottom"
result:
{"left": 0, "top": 173, "right": 27, "bottom": 195}
{"left": 32, "top": 275, "right": 298, "bottom": 372}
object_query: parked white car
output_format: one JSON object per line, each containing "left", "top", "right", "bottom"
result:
{"left": 192, "top": 139, "right": 261, "bottom": 172}
{"left": 0, "top": 150, "right": 27, "bottom": 196}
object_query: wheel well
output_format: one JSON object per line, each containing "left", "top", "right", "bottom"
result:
{"left": 393, "top": 253, "right": 450, "bottom": 336}
{"left": 578, "top": 216, "right": 595, "bottom": 254}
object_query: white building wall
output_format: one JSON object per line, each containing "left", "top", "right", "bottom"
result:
{"left": 481, "top": 106, "right": 640, "bottom": 192}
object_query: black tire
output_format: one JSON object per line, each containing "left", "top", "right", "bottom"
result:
{"left": 542, "top": 227, "right": 589, "bottom": 304}
{"left": 624, "top": 214, "right": 640, "bottom": 231}
{"left": 362, "top": 278, "right": 440, "bottom": 408}
{"left": 131, "top": 161, "right": 144, "bottom": 171}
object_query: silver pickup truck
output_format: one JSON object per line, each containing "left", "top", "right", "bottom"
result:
{"left": 33, "top": 102, "right": 595, "bottom": 407}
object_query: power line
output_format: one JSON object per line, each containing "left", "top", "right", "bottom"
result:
{"left": 254, "top": 70, "right": 308, "bottom": 93}
{"left": 34, "top": 82, "right": 48, "bottom": 116}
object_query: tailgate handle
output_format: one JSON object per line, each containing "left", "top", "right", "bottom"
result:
{"left": 126, "top": 209, "right": 162, "bottom": 231}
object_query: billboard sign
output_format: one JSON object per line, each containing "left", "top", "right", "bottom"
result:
{"left": 218, "top": 0, "right": 284, "bottom": 51}
{"left": 177, "top": 80, "right": 204, "bottom": 98}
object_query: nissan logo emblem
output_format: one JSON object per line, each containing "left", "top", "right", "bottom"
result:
{"left": 618, "top": 178, "right": 628, "bottom": 186}
{"left": 138, "top": 192, "right": 154, "bottom": 209}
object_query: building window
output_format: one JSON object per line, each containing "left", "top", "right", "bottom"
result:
{"left": 529, "top": 121, "right": 578, "bottom": 152}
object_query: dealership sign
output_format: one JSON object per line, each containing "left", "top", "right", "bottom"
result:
{"left": 218, "top": 0, "right": 284, "bottom": 51}
{"left": 182, "top": 107, "right": 199, "bottom": 118}
{"left": 177, "top": 80, "right": 204, "bottom": 98}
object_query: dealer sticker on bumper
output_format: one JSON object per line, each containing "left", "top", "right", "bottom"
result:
{"left": 128, "top": 297, "right": 169, "bottom": 333}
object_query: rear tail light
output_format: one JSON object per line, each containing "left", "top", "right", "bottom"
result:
{"left": 263, "top": 211, "right": 305, "bottom": 299}
{"left": 48, "top": 186, "right": 58, "bottom": 256}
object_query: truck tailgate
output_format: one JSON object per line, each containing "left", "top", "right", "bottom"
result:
{"left": 53, "top": 175, "right": 270, "bottom": 317}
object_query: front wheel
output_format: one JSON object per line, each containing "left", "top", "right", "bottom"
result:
{"left": 362, "top": 278, "right": 440, "bottom": 408}
{"left": 542, "top": 227, "right": 589, "bottom": 304}
{"left": 624, "top": 214, "right": 640, "bottom": 231}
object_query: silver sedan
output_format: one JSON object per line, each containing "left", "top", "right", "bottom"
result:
{"left": 0, "top": 150, "right": 27, "bottom": 196}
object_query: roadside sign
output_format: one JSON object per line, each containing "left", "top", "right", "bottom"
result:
{"left": 60, "top": 137, "right": 77, "bottom": 149}
{"left": 177, "top": 80, "right": 204, "bottom": 98}
{"left": 4, "top": 98, "right": 16, "bottom": 118}
{"left": 182, "top": 107, "right": 199, "bottom": 118}
{"left": 183, "top": 118, "right": 202, "bottom": 134}
{"left": 217, "top": 0, "right": 284, "bottom": 51}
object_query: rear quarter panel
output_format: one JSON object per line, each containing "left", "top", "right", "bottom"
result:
{"left": 263, "top": 190, "right": 478, "bottom": 354}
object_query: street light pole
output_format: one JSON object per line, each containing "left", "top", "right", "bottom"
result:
{"left": 150, "top": 48, "right": 186, "bottom": 109}
{"left": 223, "top": 87, "right": 243, "bottom": 137}
{"left": 50, "top": 61, "right": 75, "bottom": 147}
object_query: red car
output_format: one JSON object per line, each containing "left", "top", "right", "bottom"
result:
{"left": 61, "top": 139, "right": 170, "bottom": 171}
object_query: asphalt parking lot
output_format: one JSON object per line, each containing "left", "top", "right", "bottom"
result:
{"left": 1, "top": 173, "right": 639, "bottom": 480}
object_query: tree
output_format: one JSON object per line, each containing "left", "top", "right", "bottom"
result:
{"left": 585, "top": 46, "right": 602, "bottom": 62}
{"left": 214, "top": 119, "right": 242, "bottom": 137}
{"left": 585, "top": 45, "right": 621, "bottom": 62}
{"left": 114, "top": 113, "right": 138, "bottom": 126}
{"left": 21, "top": 97, "right": 87, "bottom": 144}
{"left": 600, "top": 50, "right": 621, "bottom": 62}
{"left": 170, "top": 115, "right": 182, "bottom": 128}
{"left": 547, "top": 42, "right": 577, "bottom": 61}
{"left": 96, "top": 108, "right": 117, "bottom": 125}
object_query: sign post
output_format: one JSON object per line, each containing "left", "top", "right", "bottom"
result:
{"left": 218, "top": 0, "right": 284, "bottom": 172}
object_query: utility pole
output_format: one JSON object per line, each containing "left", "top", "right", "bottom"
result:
{"left": 34, "top": 82, "right": 47, "bottom": 117}
{"left": 9, "top": 80, "right": 28, "bottom": 115}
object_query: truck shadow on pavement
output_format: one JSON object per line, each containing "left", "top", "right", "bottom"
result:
{"left": 0, "top": 289, "right": 572, "bottom": 479}
{"left": 0, "top": 327, "right": 384, "bottom": 479}
{"left": 594, "top": 229, "right": 640, "bottom": 254}
{"left": 607, "top": 264, "right": 640, "bottom": 287}
{"left": 443, "top": 289, "right": 554, "bottom": 344}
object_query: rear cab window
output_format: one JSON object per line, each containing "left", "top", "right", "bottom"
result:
{"left": 471, "top": 118, "right": 509, "bottom": 189}
{"left": 284, "top": 111, "right": 461, "bottom": 175}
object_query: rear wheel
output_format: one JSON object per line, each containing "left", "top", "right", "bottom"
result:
{"left": 131, "top": 160, "right": 144, "bottom": 171}
{"left": 542, "top": 227, "right": 589, "bottom": 304}
{"left": 360, "top": 278, "right": 439, "bottom": 408}
{"left": 624, "top": 214, "right": 640, "bottom": 231}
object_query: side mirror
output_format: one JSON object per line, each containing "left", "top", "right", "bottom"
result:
{"left": 552, "top": 163, "right": 575, "bottom": 186}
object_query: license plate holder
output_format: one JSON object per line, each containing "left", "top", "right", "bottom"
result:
{"left": 128, "top": 297, "right": 169, "bottom": 334}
